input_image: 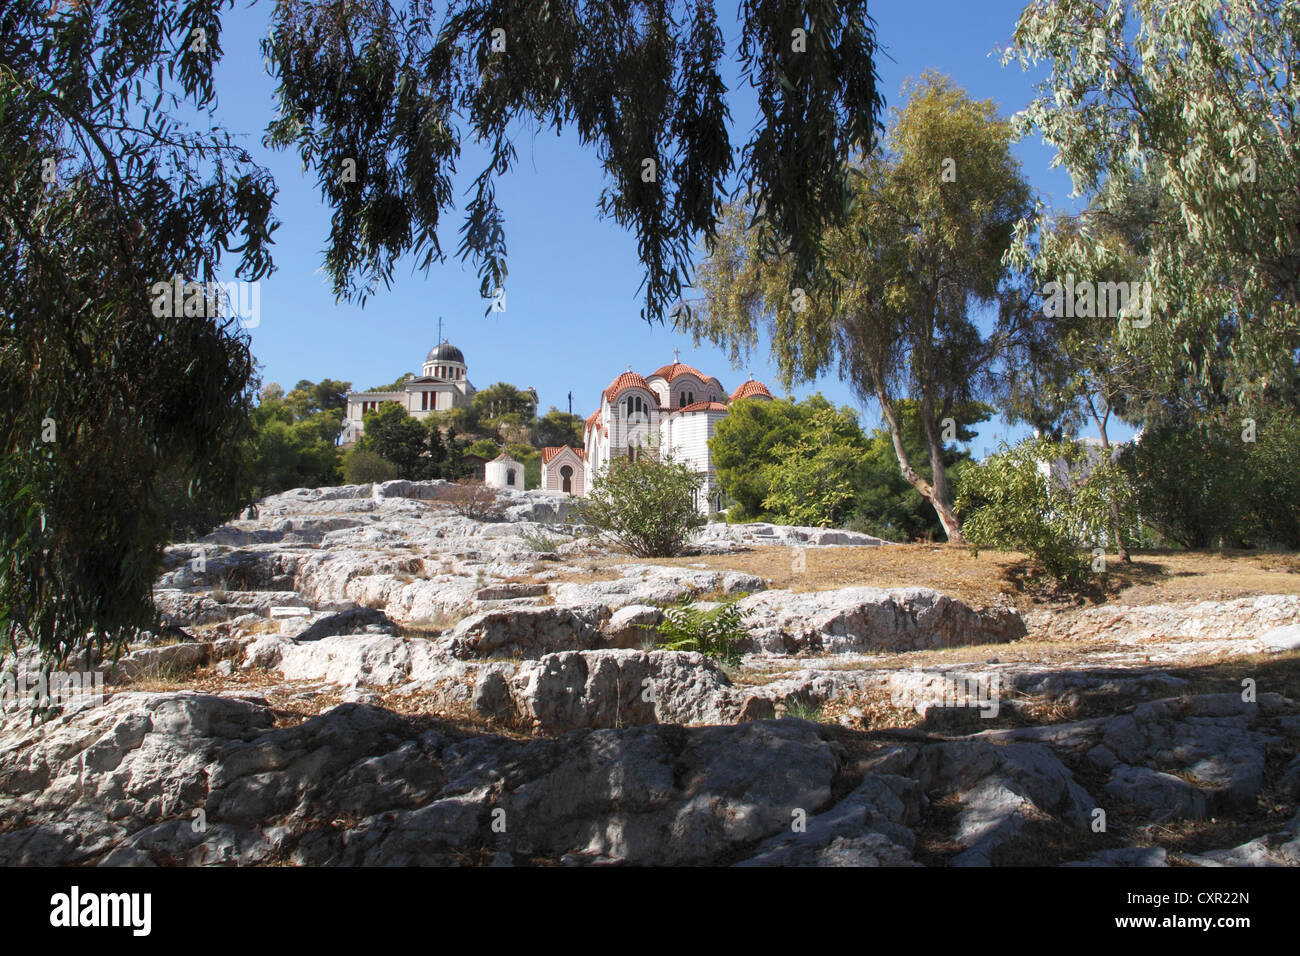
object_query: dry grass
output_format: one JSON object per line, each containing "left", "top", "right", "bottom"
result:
{"left": 108, "top": 662, "right": 547, "bottom": 738}
{"left": 397, "top": 607, "right": 471, "bottom": 636}
{"left": 616, "top": 543, "right": 1300, "bottom": 613}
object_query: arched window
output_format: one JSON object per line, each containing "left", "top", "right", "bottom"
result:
{"left": 560, "top": 464, "right": 573, "bottom": 493}
{"left": 506, "top": 469, "right": 516, "bottom": 486}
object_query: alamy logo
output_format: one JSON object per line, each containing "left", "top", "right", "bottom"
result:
{"left": 0, "top": 669, "right": 104, "bottom": 712}
{"left": 893, "top": 670, "right": 1001, "bottom": 717}
{"left": 49, "top": 886, "right": 151, "bottom": 936}
{"left": 1041, "top": 274, "right": 1152, "bottom": 327}
{"left": 150, "top": 276, "right": 260, "bottom": 328}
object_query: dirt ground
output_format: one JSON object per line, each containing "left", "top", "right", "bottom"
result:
{"left": 604, "top": 543, "right": 1300, "bottom": 613}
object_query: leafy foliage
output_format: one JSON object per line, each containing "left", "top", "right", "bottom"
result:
{"left": 534, "top": 408, "right": 584, "bottom": 449}
{"left": 709, "top": 394, "right": 987, "bottom": 537}
{"left": 654, "top": 593, "right": 748, "bottom": 666}
{"left": 263, "top": 0, "right": 885, "bottom": 321}
{"left": 709, "top": 395, "right": 831, "bottom": 519}
{"left": 851, "top": 400, "right": 989, "bottom": 541}
{"left": 1121, "top": 410, "right": 1300, "bottom": 550}
{"left": 342, "top": 447, "right": 400, "bottom": 484}
{"left": 248, "top": 381, "right": 345, "bottom": 493}
{"left": 358, "top": 401, "right": 431, "bottom": 479}
{"left": 441, "top": 478, "right": 506, "bottom": 520}
{"left": 580, "top": 453, "right": 704, "bottom": 557}
{"left": 1005, "top": 0, "right": 1300, "bottom": 416}
{"left": 682, "top": 73, "right": 1035, "bottom": 540}
{"left": 761, "top": 407, "right": 863, "bottom": 527}
{"left": 1, "top": 0, "right": 276, "bottom": 666}
{"left": 517, "top": 527, "right": 562, "bottom": 553}
{"left": 958, "top": 437, "right": 1138, "bottom": 581}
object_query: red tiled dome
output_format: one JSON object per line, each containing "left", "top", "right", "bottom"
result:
{"left": 649, "top": 362, "right": 711, "bottom": 384}
{"left": 729, "top": 379, "right": 774, "bottom": 401}
{"left": 603, "top": 371, "right": 655, "bottom": 402}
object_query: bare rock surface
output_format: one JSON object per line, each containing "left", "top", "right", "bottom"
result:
{"left": 3, "top": 481, "right": 1296, "bottom": 866}
{"left": 739, "top": 587, "right": 1027, "bottom": 654}
{"left": 3, "top": 687, "right": 1294, "bottom": 867}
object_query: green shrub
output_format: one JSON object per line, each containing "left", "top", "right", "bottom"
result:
{"left": 342, "top": 447, "right": 400, "bottom": 484}
{"left": 654, "top": 594, "right": 749, "bottom": 666}
{"left": 957, "top": 437, "right": 1137, "bottom": 581}
{"left": 1123, "top": 410, "right": 1300, "bottom": 549}
{"left": 579, "top": 453, "right": 705, "bottom": 557}
{"left": 518, "top": 528, "right": 561, "bottom": 553}
{"left": 1244, "top": 408, "right": 1300, "bottom": 548}
{"left": 783, "top": 698, "right": 823, "bottom": 721}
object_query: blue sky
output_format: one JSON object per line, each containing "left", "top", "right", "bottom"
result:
{"left": 210, "top": 0, "right": 1132, "bottom": 455}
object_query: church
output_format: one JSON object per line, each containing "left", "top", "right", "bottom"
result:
{"left": 543, "top": 353, "right": 773, "bottom": 514}
{"left": 342, "top": 339, "right": 774, "bottom": 515}
{"left": 341, "top": 341, "right": 476, "bottom": 443}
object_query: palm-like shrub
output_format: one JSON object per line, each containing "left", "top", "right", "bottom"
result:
{"left": 654, "top": 594, "right": 749, "bottom": 666}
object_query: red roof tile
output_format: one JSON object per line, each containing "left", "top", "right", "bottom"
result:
{"left": 603, "top": 371, "right": 655, "bottom": 402}
{"left": 648, "top": 362, "right": 712, "bottom": 384}
{"left": 671, "top": 401, "right": 730, "bottom": 415}
{"left": 729, "top": 379, "right": 774, "bottom": 401}
{"left": 541, "top": 445, "right": 586, "bottom": 464}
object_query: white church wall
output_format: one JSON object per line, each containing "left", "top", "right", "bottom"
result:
{"left": 485, "top": 458, "right": 522, "bottom": 490}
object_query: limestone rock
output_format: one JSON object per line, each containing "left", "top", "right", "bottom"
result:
{"left": 507, "top": 650, "right": 735, "bottom": 733}
{"left": 739, "top": 587, "right": 1026, "bottom": 654}
{"left": 449, "top": 605, "right": 612, "bottom": 659}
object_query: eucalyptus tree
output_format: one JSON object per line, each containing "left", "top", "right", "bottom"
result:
{"left": 680, "top": 73, "right": 1036, "bottom": 542}
{"left": 0, "top": 0, "right": 277, "bottom": 665}
{"left": 1004, "top": 0, "right": 1300, "bottom": 416}
{"left": 263, "top": 0, "right": 886, "bottom": 321}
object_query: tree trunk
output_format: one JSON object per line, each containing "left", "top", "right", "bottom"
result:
{"left": 1089, "top": 395, "right": 1131, "bottom": 563}
{"left": 877, "top": 387, "right": 965, "bottom": 543}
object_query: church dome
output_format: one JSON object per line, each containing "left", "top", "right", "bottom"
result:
{"left": 426, "top": 341, "right": 465, "bottom": 364}
{"left": 730, "top": 378, "right": 774, "bottom": 402}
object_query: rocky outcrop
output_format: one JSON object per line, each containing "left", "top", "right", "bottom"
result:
{"left": 552, "top": 564, "right": 764, "bottom": 610}
{"left": 1025, "top": 594, "right": 1300, "bottom": 644}
{"left": 11, "top": 478, "right": 1290, "bottom": 866}
{"left": 739, "top": 587, "right": 1026, "bottom": 654}
{"left": 507, "top": 650, "right": 737, "bottom": 732}
{"left": 449, "top": 605, "right": 613, "bottom": 659}
{"left": 3, "top": 689, "right": 1293, "bottom": 866}
{"left": 693, "top": 522, "right": 889, "bottom": 549}
{"left": 0, "top": 695, "right": 841, "bottom": 866}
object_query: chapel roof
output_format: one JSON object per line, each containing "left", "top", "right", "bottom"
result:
{"left": 670, "top": 401, "right": 730, "bottom": 415}
{"left": 729, "top": 379, "right": 774, "bottom": 401}
{"left": 603, "top": 371, "right": 654, "bottom": 402}
{"left": 541, "top": 445, "right": 587, "bottom": 464}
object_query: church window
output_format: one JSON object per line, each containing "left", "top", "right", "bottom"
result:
{"left": 506, "top": 469, "right": 516, "bottom": 486}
